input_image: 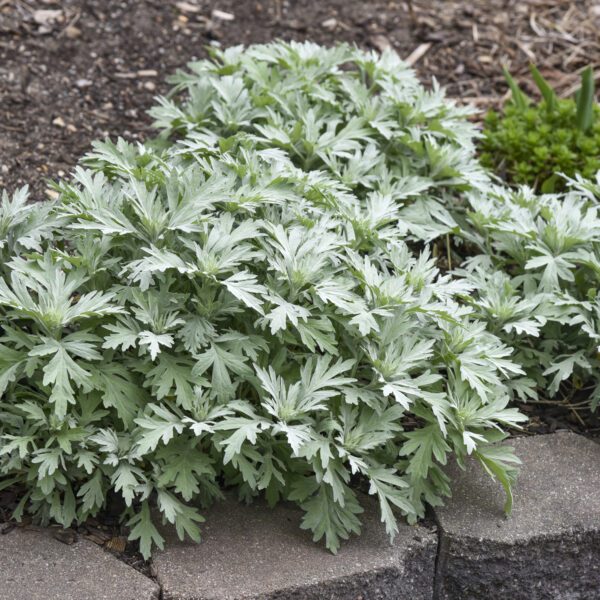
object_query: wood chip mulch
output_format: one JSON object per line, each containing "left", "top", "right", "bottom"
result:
{"left": 1, "top": 0, "right": 599, "bottom": 196}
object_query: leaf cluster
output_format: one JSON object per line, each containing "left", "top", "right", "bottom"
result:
{"left": 458, "top": 175, "right": 600, "bottom": 411}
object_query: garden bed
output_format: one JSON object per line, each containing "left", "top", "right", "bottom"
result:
{"left": 2, "top": 0, "right": 600, "bottom": 438}
{"left": 2, "top": 2, "right": 600, "bottom": 599}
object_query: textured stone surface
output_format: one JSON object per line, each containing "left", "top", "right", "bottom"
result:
{"left": 153, "top": 496, "right": 436, "bottom": 600}
{"left": 0, "top": 526, "right": 159, "bottom": 600}
{"left": 434, "top": 432, "right": 600, "bottom": 599}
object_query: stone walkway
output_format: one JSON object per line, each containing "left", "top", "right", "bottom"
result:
{"left": 153, "top": 497, "right": 436, "bottom": 600}
{"left": 1, "top": 432, "right": 599, "bottom": 600}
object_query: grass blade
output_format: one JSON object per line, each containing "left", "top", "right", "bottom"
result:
{"left": 529, "top": 64, "right": 557, "bottom": 111}
{"left": 576, "top": 66, "right": 595, "bottom": 132}
{"left": 502, "top": 67, "right": 529, "bottom": 111}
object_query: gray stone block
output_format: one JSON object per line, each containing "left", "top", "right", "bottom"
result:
{"left": 0, "top": 526, "right": 159, "bottom": 600}
{"left": 153, "top": 496, "right": 436, "bottom": 600}
{"left": 434, "top": 432, "right": 600, "bottom": 600}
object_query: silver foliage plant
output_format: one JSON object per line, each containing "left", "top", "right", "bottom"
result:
{"left": 460, "top": 174, "right": 600, "bottom": 410}
{"left": 0, "top": 42, "right": 526, "bottom": 558}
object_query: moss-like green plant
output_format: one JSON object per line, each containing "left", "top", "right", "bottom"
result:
{"left": 480, "top": 66, "right": 600, "bottom": 191}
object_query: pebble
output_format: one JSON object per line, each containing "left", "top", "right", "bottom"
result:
{"left": 32, "top": 9, "right": 63, "bottom": 25}
{"left": 65, "top": 26, "right": 81, "bottom": 39}
{"left": 52, "top": 116, "right": 65, "bottom": 127}
{"left": 212, "top": 9, "right": 235, "bottom": 21}
{"left": 321, "top": 18, "right": 337, "bottom": 31}
{"left": 176, "top": 1, "right": 201, "bottom": 13}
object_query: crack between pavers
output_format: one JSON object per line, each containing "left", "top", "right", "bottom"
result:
{"left": 432, "top": 526, "right": 449, "bottom": 600}
{"left": 149, "top": 559, "right": 165, "bottom": 600}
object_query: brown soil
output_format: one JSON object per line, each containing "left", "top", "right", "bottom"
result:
{"left": 1, "top": 0, "right": 598, "bottom": 198}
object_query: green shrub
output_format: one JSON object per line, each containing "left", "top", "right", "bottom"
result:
{"left": 0, "top": 42, "right": 526, "bottom": 558}
{"left": 458, "top": 174, "right": 600, "bottom": 410}
{"left": 480, "top": 66, "right": 600, "bottom": 191}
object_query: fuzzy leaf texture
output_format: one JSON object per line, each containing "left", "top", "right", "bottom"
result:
{"left": 0, "top": 42, "right": 524, "bottom": 558}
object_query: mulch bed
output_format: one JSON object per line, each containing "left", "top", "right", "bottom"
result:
{"left": 3, "top": 0, "right": 599, "bottom": 434}
{"left": 517, "top": 400, "right": 600, "bottom": 439}
{"left": 2, "top": 0, "right": 598, "bottom": 198}
{"left": 1, "top": 1, "right": 599, "bottom": 428}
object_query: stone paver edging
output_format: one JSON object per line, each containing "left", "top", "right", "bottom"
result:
{"left": 1, "top": 432, "right": 599, "bottom": 599}
{"left": 433, "top": 431, "right": 600, "bottom": 599}
{"left": 0, "top": 526, "right": 159, "bottom": 600}
{"left": 153, "top": 497, "right": 436, "bottom": 600}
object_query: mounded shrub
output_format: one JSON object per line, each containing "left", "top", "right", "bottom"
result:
{"left": 0, "top": 42, "right": 527, "bottom": 558}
